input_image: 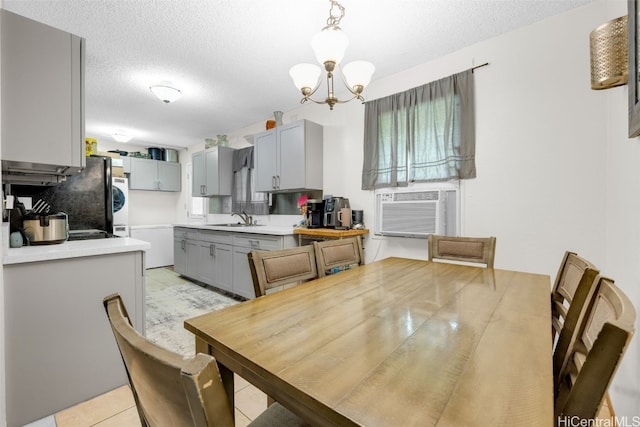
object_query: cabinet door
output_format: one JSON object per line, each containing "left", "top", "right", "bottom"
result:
{"left": 204, "top": 149, "right": 220, "bottom": 196}
{"left": 192, "top": 151, "right": 206, "bottom": 196}
{"left": 198, "top": 242, "right": 216, "bottom": 285}
{"left": 158, "top": 161, "right": 181, "bottom": 192}
{"left": 232, "top": 246, "right": 256, "bottom": 299}
{"left": 214, "top": 244, "right": 234, "bottom": 292}
{"left": 185, "top": 240, "right": 199, "bottom": 279}
{"left": 254, "top": 129, "right": 278, "bottom": 192}
{"left": 173, "top": 238, "right": 187, "bottom": 276}
{"left": 129, "top": 158, "right": 159, "bottom": 190}
{"left": 1, "top": 10, "right": 85, "bottom": 171}
{"left": 277, "top": 122, "right": 306, "bottom": 190}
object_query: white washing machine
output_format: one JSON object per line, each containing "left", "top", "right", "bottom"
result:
{"left": 112, "top": 177, "right": 129, "bottom": 237}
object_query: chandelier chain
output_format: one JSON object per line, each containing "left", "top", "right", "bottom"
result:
{"left": 326, "top": 0, "right": 345, "bottom": 28}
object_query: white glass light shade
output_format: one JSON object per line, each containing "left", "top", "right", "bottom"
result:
{"left": 112, "top": 131, "right": 132, "bottom": 143}
{"left": 311, "top": 27, "right": 349, "bottom": 65}
{"left": 343, "top": 61, "right": 376, "bottom": 89}
{"left": 149, "top": 82, "right": 182, "bottom": 103}
{"left": 289, "top": 63, "right": 322, "bottom": 90}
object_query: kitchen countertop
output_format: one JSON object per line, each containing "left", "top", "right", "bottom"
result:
{"left": 3, "top": 237, "right": 151, "bottom": 265}
{"left": 294, "top": 227, "right": 370, "bottom": 237}
{"left": 174, "top": 223, "right": 297, "bottom": 236}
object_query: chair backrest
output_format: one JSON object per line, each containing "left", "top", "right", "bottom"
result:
{"left": 551, "top": 252, "right": 600, "bottom": 341}
{"left": 313, "top": 237, "right": 364, "bottom": 277}
{"left": 103, "top": 294, "right": 234, "bottom": 427}
{"left": 248, "top": 245, "right": 318, "bottom": 297}
{"left": 551, "top": 252, "right": 601, "bottom": 387}
{"left": 554, "top": 277, "right": 636, "bottom": 421}
{"left": 427, "top": 234, "right": 496, "bottom": 268}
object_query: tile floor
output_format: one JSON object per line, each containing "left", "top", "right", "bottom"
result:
{"left": 54, "top": 375, "right": 267, "bottom": 427}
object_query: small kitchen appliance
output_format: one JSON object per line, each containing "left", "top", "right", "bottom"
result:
{"left": 352, "top": 210, "right": 365, "bottom": 229}
{"left": 22, "top": 212, "right": 69, "bottom": 244}
{"left": 305, "top": 199, "right": 325, "bottom": 228}
{"left": 338, "top": 207, "right": 352, "bottom": 229}
{"left": 323, "top": 196, "right": 350, "bottom": 228}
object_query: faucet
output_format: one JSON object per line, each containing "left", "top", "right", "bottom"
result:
{"left": 232, "top": 211, "right": 253, "bottom": 225}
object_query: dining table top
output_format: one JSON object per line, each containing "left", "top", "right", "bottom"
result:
{"left": 184, "top": 256, "right": 553, "bottom": 426}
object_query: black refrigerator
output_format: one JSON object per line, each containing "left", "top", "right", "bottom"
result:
{"left": 13, "top": 155, "right": 114, "bottom": 239}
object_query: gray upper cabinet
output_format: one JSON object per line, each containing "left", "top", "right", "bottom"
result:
{"left": 1, "top": 10, "right": 85, "bottom": 182}
{"left": 192, "top": 146, "right": 234, "bottom": 197}
{"left": 129, "top": 158, "right": 181, "bottom": 192}
{"left": 254, "top": 119, "right": 323, "bottom": 192}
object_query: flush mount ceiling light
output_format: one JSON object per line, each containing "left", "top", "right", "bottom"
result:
{"left": 289, "top": 0, "right": 375, "bottom": 110}
{"left": 112, "top": 130, "right": 132, "bottom": 143}
{"left": 149, "top": 81, "right": 182, "bottom": 103}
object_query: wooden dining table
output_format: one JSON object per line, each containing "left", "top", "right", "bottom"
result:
{"left": 184, "top": 257, "right": 553, "bottom": 426}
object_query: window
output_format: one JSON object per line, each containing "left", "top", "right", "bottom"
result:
{"left": 362, "top": 70, "right": 476, "bottom": 190}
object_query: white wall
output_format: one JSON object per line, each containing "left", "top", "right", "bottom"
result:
{"left": 211, "top": 0, "right": 639, "bottom": 417}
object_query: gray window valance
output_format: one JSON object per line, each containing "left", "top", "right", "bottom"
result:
{"left": 362, "top": 69, "right": 476, "bottom": 190}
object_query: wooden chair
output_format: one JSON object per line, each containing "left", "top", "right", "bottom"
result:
{"left": 103, "top": 294, "right": 308, "bottom": 427}
{"left": 551, "top": 252, "right": 601, "bottom": 389}
{"left": 313, "top": 237, "right": 364, "bottom": 277}
{"left": 551, "top": 251, "right": 600, "bottom": 342}
{"left": 248, "top": 246, "right": 318, "bottom": 297}
{"left": 427, "top": 234, "right": 496, "bottom": 268}
{"left": 554, "top": 277, "right": 636, "bottom": 422}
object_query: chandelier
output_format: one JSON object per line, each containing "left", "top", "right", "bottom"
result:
{"left": 289, "top": 0, "right": 375, "bottom": 110}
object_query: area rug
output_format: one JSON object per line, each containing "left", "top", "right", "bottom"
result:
{"left": 145, "top": 274, "right": 240, "bottom": 357}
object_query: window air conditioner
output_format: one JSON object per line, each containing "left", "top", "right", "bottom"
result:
{"left": 374, "top": 189, "right": 458, "bottom": 238}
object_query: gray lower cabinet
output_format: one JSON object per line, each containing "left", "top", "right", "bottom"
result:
{"left": 174, "top": 227, "right": 199, "bottom": 278}
{"left": 173, "top": 226, "right": 296, "bottom": 299}
{"left": 3, "top": 251, "right": 145, "bottom": 427}
{"left": 129, "top": 157, "right": 181, "bottom": 191}
{"left": 232, "top": 245, "right": 254, "bottom": 298}
{"left": 198, "top": 230, "right": 233, "bottom": 292}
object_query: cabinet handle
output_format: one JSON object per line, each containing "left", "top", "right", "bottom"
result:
{"left": 276, "top": 175, "right": 280, "bottom": 189}
{"left": 210, "top": 244, "right": 215, "bottom": 257}
{"left": 181, "top": 239, "right": 186, "bottom": 251}
{"left": 272, "top": 176, "right": 276, "bottom": 189}
{"left": 202, "top": 185, "right": 207, "bottom": 195}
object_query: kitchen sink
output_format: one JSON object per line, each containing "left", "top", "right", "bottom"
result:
{"left": 205, "top": 223, "right": 264, "bottom": 227}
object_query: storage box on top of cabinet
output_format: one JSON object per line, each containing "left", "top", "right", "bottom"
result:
{"left": 1, "top": 10, "right": 85, "bottom": 181}
{"left": 254, "top": 119, "right": 323, "bottom": 192}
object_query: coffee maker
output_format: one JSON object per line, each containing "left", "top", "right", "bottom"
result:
{"left": 305, "top": 199, "right": 325, "bottom": 228}
{"left": 323, "top": 196, "right": 350, "bottom": 228}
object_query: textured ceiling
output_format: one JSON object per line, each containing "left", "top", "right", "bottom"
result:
{"left": 2, "top": 0, "right": 595, "bottom": 149}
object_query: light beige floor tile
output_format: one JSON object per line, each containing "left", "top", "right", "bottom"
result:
{"left": 55, "top": 386, "right": 135, "bottom": 427}
{"left": 234, "top": 408, "right": 252, "bottom": 427}
{"left": 94, "top": 407, "right": 141, "bottom": 427}
{"left": 234, "top": 373, "right": 251, "bottom": 392}
{"left": 234, "top": 384, "right": 268, "bottom": 421}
